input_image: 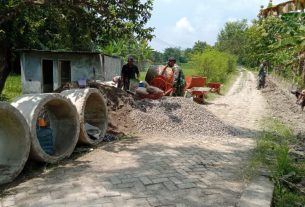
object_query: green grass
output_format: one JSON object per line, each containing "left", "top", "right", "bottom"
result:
{"left": 180, "top": 62, "right": 199, "bottom": 76}
{"left": 139, "top": 71, "right": 146, "bottom": 81}
{"left": 245, "top": 117, "right": 305, "bottom": 207}
{"left": 0, "top": 74, "right": 22, "bottom": 102}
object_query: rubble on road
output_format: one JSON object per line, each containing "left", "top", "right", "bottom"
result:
{"left": 130, "top": 97, "right": 236, "bottom": 137}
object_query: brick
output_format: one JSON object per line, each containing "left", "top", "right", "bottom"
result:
{"left": 126, "top": 198, "right": 150, "bottom": 207}
{"left": 110, "top": 177, "right": 121, "bottom": 185}
{"left": 121, "top": 178, "right": 138, "bottom": 184}
{"left": 181, "top": 167, "right": 192, "bottom": 172}
{"left": 139, "top": 176, "right": 152, "bottom": 185}
{"left": 146, "top": 184, "right": 164, "bottom": 191}
{"left": 134, "top": 181, "right": 146, "bottom": 192}
{"left": 163, "top": 181, "right": 178, "bottom": 191}
{"left": 116, "top": 183, "right": 134, "bottom": 189}
{"left": 176, "top": 204, "right": 187, "bottom": 207}
{"left": 182, "top": 178, "right": 199, "bottom": 183}
{"left": 177, "top": 183, "right": 196, "bottom": 189}
{"left": 146, "top": 197, "right": 163, "bottom": 206}
{"left": 152, "top": 178, "right": 169, "bottom": 184}
{"left": 169, "top": 177, "right": 182, "bottom": 185}
{"left": 176, "top": 169, "right": 189, "bottom": 176}
{"left": 102, "top": 181, "right": 115, "bottom": 190}
{"left": 192, "top": 167, "right": 206, "bottom": 172}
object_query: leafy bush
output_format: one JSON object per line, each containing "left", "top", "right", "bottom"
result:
{"left": 0, "top": 74, "right": 21, "bottom": 102}
{"left": 189, "top": 49, "right": 237, "bottom": 83}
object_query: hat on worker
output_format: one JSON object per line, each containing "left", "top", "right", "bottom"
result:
{"left": 168, "top": 57, "right": 176, "bottom": 62}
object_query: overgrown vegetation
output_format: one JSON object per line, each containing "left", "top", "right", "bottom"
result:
{"left": 0, "top": 74, "right": 21, "bottom": 102}
{"left": 0, "top": 0, "right": 154, "bottom": 93}
{"left": 247, "top": 118, "right": 305, "bottom": 206}
{"left": 216, "top": 12, "right": 305, "bottom": 87}
{"left": 190, "top": 49, "right": 237, "bottom": 83}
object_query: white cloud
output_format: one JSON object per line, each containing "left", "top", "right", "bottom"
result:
{"left": 175, "top": 17, "right": 195, "bottom": 33}
{"left": 227, "top": 17, "right": 238, "bottom": 22}
{"left": 147, "top": 0, "right": 288, "bottom": 51}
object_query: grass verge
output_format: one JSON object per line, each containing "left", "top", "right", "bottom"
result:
{"left": 0, "top": 74, "right": 22, "bottom": 102}
{"left": 245, "top": 117, "right": 305, "bottom": 207}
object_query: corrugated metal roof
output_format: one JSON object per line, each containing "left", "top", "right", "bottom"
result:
{"left": 15, "top": 49, "right": 122, "bottom": 59}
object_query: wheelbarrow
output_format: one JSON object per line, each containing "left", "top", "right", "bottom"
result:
{"left": 186, "top": 87, "right": 210, "bottom": 104}
{"left": 185, "top": 76, "right": 207, "bottom": 89}
{"left": 208, "top": 83, "right": 223, "bottom": 94}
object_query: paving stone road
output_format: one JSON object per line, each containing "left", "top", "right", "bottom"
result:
{"left": 0, "top": 70, "right": 266, "bottom": 207}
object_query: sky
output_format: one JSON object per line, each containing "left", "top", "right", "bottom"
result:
{"left": 146, "top": 0, "right": 284, "bottom": 52}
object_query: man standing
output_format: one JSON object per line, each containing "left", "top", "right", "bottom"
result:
{"left": 257, "top": 61, "right": 267, "bottom": 89}
{"left": 121, "top": 57, "right": 140, "bottom": 91}
{"left": 167, "top": 57, "right": 185, "bottom": 96}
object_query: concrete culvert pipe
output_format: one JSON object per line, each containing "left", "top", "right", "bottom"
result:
{"left": 0, "top": 102, "right": 31, "bottom": 185}
{"left": 61, "top": 88, "right": 108, "bottom": 145}
{"left": 12, "top": 94, "right": 80, "bottom": 163}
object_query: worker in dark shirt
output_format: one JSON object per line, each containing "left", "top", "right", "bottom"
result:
{"left": 121, "top": 57, "right": 140, "bottom": 91}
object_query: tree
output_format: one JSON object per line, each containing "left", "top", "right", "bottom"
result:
{"left": 0, "top": 0, "right": 154, "bottom": 93}
{"left": 163, "top": 47, "right": 183, "bottom": 63}
{"left": 192, "top": 41, "right": 209, "bottom": 54}
{"left": 151, "top": 51, "right": 164, "bottom": 65}
{"left": 100, "top": 38, "right": 153, "bottom": 71}
{"left": 216, "top": 19, "right": 248, "bottom": 64}
{"left": 243, "top": 12, "right": 305, "bottom": 85}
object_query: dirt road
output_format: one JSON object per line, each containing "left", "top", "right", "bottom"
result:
{"left": 207, "top": 69, "right": 267, "bottom": 135}
{"left": 0, "top": 70, "right": 268, "bottom": 207}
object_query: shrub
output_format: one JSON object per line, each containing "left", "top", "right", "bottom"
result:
{"left": 190, "top": 49, "right": 237, "bottom": 83}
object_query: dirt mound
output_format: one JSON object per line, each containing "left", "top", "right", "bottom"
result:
{"left": 55, "top": 82, "right": 136, "bottom": 135}
{"left": 88, "top": 82, "right": 136, "bottom": 135}
{"left": 262, "top": 79, "right": 305, "bottom": 135}
{"left": 262, "top": 78, "right": 305, "bottom": 162}
{"left": 130, "top": 97, "right": 236, "bottom": 137}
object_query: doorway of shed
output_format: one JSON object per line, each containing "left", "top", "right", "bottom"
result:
{"left": 42, "top": 60, "right": 54, "bottom": 93}
{"left": 60, "top": 61, "right": 71, "bottom": 85}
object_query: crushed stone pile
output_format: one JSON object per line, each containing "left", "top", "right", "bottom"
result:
{"left": 130, "top": 97, "right": 237, "bottom": 137}
{"left": 262, "top": 79, "right": 305, "bottom": 135}
{"left": 262, "top": 78, "right": 305, "bottom": 158}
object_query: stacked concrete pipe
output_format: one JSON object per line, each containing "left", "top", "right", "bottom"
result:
{"left": 61, "top": 88, "right": 108, "bottom": 145}
{"left": 0, "top": 102, "right": 31, "bottom": 185}
{"left": 12, "top": 94, "right": 80, "bottom": 163}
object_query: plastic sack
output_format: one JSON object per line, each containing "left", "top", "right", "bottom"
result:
{"left": 135, "top": 87, "right": 149, "bottom": 95}
{"left": 147, "top": 85, "right": 164, "bottom": 94}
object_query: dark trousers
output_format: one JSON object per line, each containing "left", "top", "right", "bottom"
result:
{"left": 123, "top": 78, "right": 130, "bottom": 91}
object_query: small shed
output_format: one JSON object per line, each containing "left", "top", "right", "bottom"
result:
{"left": 17, "top": 49, "right": 123, "bottom": 94}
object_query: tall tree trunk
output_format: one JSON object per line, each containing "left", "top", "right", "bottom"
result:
{"left": 0, "top": 40, "right": 12, "bottom": 95}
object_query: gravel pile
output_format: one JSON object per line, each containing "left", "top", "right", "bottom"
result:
{"left": 263, "top": 79, "right": 305, "bottom": 135}
{"left": 130, "top": 97, "right": 236, "bottom": 136}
